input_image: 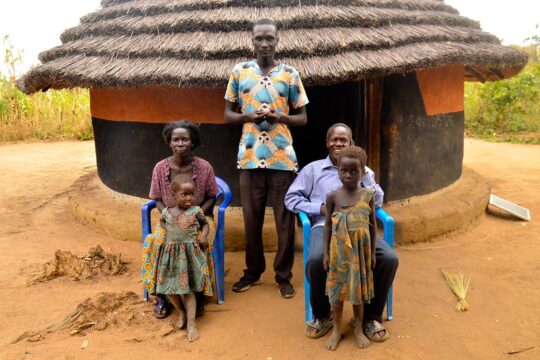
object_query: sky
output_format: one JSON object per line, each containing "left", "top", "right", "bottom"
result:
{"left": 0, "top": 0, "right": 539, "bottom": 76}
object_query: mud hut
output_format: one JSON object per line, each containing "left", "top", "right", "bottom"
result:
{"left": 19, "top": 0, "right": 527, "bottom": 204}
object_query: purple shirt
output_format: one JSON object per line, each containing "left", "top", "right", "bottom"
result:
{"left": 284, "top": 156, "right": 384, "bottom": 227}
{"left": 149, "top": 157, "right": 218, "bottom": 208}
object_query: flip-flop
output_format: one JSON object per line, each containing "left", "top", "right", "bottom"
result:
{"left": 152, "top": 297, "right": 170, "bottom": 319}
{"left": 305, "top": 318, "right": 333, "bottom": 339}
{"left": 363, "top": 320, "right": 390, "bottom": 342}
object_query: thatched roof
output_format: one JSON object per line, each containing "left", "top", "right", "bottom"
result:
{"left": 18, "top": 0, "right": 528, "bottom": 94}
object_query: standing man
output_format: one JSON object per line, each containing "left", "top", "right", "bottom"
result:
{"left": 224, "top": 18, "right": 309, "bottom": 298}
{"left": 285, "top": 123, "right": 398, "bottom": 340}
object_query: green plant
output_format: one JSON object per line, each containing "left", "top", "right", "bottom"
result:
{"left": 1, "top": 35, "right": 23, "bottom": 83}
{"left": 464, "top": 62, "right": 540, "bottom": 137}
{"left": 464, "top": 27, "right": 540, "bottom": 142}
{"left": 525, "top": 24, "right": 540, "bottom": 63}
{"left": 1, "top": 35, "right": 92, "bottom": 142}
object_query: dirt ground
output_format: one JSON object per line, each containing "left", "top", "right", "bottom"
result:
{"left": 0, "top": 139, "right": 539, "bottom": 360}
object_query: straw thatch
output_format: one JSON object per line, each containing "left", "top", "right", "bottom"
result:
{"left": 18, "top": 0, "right": 527, "bottom": 94}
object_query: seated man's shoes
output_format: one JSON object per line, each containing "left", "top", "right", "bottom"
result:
{"left": 363, "top": 320, "right": 390, "bottom": 342}
{"left": 305, "top": 318, "right": 333, "bottom": 339}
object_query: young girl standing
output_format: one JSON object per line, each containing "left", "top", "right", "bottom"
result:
{"left": 323, "top": 146, "right": 376, "bottom": 351}
{"left": 156, "top": 175, "right": 213, "bottom": 342}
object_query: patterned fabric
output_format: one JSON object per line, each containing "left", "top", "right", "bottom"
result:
{"left": 205, "top": 216, "right": 217, "bottom": 295}
{"left": 142, "top": 216, "right": 216, "bottom": 296}
{"left": 149, "top": 156, "right": 218, "bottom": 208}
{"left": 142, "top": 223, "right": 166, "bottom": 295}
{"left": 326, "top": 189, "right": 375, "bottom": 305}
{"left": 225, "top": 60, "right": 309, "bottom": 172}
{"left": 156, "top": 207, "right": 213, "bottom": 296}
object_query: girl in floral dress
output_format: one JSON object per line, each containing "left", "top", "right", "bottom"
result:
{"left": 156, "top": 175, "right": 213, "bottom": 342}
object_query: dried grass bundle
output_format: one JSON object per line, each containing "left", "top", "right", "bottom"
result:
{"left": 441, "top": 269, "right": 470, "bottom": 311}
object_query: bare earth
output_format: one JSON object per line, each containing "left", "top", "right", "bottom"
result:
{"left": 0, "top": 139, "right": 539, "bottom": 360}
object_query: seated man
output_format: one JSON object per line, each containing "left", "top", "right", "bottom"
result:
{"left": 285, "top": 123, "right": 398, "bottom": 341}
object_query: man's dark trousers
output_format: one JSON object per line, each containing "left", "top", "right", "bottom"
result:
{"left": 240, "top": 169, "right": 296, "bottom": 284}
{"left": 306, "top": 225, "right": 399, "bottom": 322}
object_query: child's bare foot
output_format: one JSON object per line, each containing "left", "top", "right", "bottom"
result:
{"left": 354, "top": 325, "right": 371, "bottom": 349}
{"left": 177, "top": 309, "right": 187, "bottom": 329}
{"left": 324, "top": 330, "right": 341, "bottom": 351}
{"left": 187, "top": 323, "right": 199, "bottom": 342}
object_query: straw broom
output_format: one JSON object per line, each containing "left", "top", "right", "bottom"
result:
{"left": 441, "top": 269, "right": 470, "bottom": 311}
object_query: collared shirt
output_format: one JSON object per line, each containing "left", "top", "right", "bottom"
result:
{"left": 149, "top": 157, "right": 218, "bottom": 208}
{"left": 225, "top": 60, "right": 309, "bottom": 172}
{"left": 284, "top": 156, "right": 384, "bottom": 227}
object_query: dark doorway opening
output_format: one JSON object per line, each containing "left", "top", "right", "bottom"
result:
{"left": 292, "top": 80, "right": 381, "bottom": 177}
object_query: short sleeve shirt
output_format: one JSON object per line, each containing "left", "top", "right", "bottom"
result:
{"left": 149, "top": 157, "right": 218, "bottom": 208}
{"left": 225, "top": 61, "right": 309, "bottom": 172}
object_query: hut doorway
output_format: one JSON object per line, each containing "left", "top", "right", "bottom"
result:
{"left": 293, "top": 79, "right": 382, "bottom": 178}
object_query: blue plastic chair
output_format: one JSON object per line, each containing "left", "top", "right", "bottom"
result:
{"left": 142, "top": 176, "right": 232, "bottom": 304}
{"left": 300, "top": 207, "right": 394, "bottom": 322}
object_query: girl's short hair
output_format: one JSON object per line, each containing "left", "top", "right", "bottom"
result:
{"left": 337, "top": 146, "right": 367, "bottom": 169}
{"left": 162, "top": 120, "right": 201, "bottom": 148}
{"left": 171, "top": 174, "right": 195, "bottom": 193}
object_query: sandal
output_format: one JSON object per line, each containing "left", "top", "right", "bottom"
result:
{"left": 305, "top": 318, "right": 333, "bottom": 339}
{"left": 363, "top": 320, "right": 390, "bottom": 342}
{"left": 152, "top": 296, "right": 170, "bottom": 319}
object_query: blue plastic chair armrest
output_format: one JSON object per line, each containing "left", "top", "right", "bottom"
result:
{"left": 214, "top": 176, "right": 232, "bottom": 305}
{"left": 215, "top": 177, "right": 233, "bottom": 218}
{"left": 375, "top": 207, "right": 395, "bottom": 321}
{"left": 214, "top": 177, "right": 232, "bottom": 249}
{"left": 299, "top": 211, "right": 311, "bottom": 234}
{"left": 376, "top": 207, "right": 394, "bottom": 249}
{"left": 142, "top": 200, "right": 157, "bottom": 243}
{"left": 299, "top": 211, "right": 313, "bottom": 322}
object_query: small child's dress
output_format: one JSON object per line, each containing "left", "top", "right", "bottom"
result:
{"left": 156, "top": 206, "right": 213, "bottom": 296}
{"left": 326, "top": 188, "right": 375, "bottom": 305}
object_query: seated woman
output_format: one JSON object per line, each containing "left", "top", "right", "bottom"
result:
{"left": 142, "top": 120, "right": 218, "bottom": 318}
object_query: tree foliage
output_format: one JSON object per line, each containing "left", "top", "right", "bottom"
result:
{"left": 465, "top": 64, "right": 540, "bottom": 135}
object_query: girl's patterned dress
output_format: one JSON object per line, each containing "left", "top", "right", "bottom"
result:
{"left": 156, "top": 206, "right": 213, "bottom": 296}
{"left": 142, "top": 219, "right": 216, "bottom": 295}
{"left": 326, "top": 188, "right": 375, "bottom": 305}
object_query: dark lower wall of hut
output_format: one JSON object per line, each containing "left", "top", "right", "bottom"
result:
{"left": 380, "top": 73, "right": 464, "bottom": 201}
{"left": 92, "top": 82, "right": 368, "bottom": 205}
{"left": 92, "top": 118, "right": 241, "bottom": 199}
